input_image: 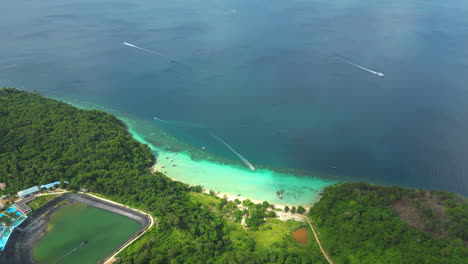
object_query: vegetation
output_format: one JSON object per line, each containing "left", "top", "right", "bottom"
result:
{"left": 309, "top": 182, "right": 467, "bottom": 263}
{"left": 0, "top": 89, "right": 324, "bottom": 263}
{"left": 2, "top": 88, "right": 466, "bottom": 263}
{"left": 186, "top": 192, "right": 325, "bottom": 263}
{"left": 27, "top": 195, "right": 57, "bottom": 211}
{"left": 0, "top": 211, "right": 16, "bottom": 226}
{"left": 0, "top": 88, "right": 155, "bottom": 193}
{"left": 297, "top": 206, "right": 306, "bottom": 215}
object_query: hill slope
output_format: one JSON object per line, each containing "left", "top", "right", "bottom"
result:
{"left": 0, "top": 88, "right": 325, "bottom": 263}
{"left": 309, "top": 182, "right": 467, "bottom": 263}
{"left": 1, "top": 88, "right": 466, "bottom": 263}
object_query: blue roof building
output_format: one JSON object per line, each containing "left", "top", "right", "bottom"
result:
{"left": 40, "top": 181, "right": 61, "bottom": 189}
{"left": 17, "top": 186, "right": 40, "bottom": 198}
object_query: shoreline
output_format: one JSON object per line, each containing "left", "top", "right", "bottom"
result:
{"left": 149, "top": 148, "right": 329, "bottom": 207}
{"left": 199, "top": 188, "right": 310, "bottom": 222}
{"left": 152, "top": 165, "right": 313, "bottom": 220}
{"left": 43, "top": 93, "right": 339, "bottom": 206}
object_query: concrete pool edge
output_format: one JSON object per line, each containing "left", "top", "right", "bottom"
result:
{"left": 0, "top": 193, "right": 152, "bottom": 264}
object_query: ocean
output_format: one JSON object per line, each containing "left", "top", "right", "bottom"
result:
{"left": 1, "top": 0, "right": 467, "bottom": 202}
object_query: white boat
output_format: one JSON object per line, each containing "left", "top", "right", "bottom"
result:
{"left": 276, "top": 191, "right": 283, "bottom": 199}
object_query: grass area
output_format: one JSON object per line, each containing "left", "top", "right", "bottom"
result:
{"left": 27, "top": 195, "right": 58, "bottom": 211}
{"left": 189, "top": 192, "right": 223, "bottom": 213}
{"left": 249, "top": 219, "right": 304, "bottom": 248}
{"left": 189, "top": 192, "right": 324, "bottom": 260}
{"left": 227, "top": 219, "right": 324, "bottom": 262}
{"left": 55, "top": 199, "right": 69, "bottom": 207}
{"left": 190, "top": 192, "right": 220, "bottom": 206}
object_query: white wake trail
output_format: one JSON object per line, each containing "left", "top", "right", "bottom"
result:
{"left": 210, "top": 133, "right": 256, "bottom": 170}
{"left": 123, "top": 42, "right": 166, "bottom": 56}
{"left": 123, "top": 42, "right": 191, "bottom": 68}
{"left": 342, "top": 59, "right": 384, "bottom": 77}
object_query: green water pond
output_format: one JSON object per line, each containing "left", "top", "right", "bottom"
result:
{"left": 33, "top": 203, "right": 140, "bottom": 264}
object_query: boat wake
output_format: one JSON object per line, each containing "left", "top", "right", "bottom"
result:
{"left": 338, "top": 56, "right": 384, "bottom": 77}
{"left": 54, "top": 240, "right": 88, "bottom": 264}
{"left": 123, "top": 42, "right": 191, "bottom": 68}
{"left": 123, "top": 42, "right": 160, "bottom": 54}
{"left": 210, "top": 133, "right": 256, "bottom": 170}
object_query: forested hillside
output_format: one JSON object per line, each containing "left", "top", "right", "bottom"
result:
{"left": 309, "top": 182, "right": 467, "bottom": 263}
{"left": 0, "top": 88, "right": 154, "bottom": 191}
{"left": 0, "top": 88, "right": 325, "bottom": 263}
{"left": 1, "top": 88, "right": 466, "bottom": 263}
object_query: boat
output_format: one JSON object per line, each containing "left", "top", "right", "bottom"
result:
{"left": 81, "top": 240, "right": 88, "bottom": 246}
{"left": 153, "top": 117, "right": 160, "bottom": 120}
{"left": 172, "top": 164, "right": 177, "bottom": 167}
{"left": 276, "top": 191, "right": 283, "bottom": 199}
{"left": 170, "top": 159, "right": 174, "bottom": 162}
{"left": 201, "top": 146, "right": 206, "bottom": 150}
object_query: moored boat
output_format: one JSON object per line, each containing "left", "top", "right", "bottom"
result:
{"left": 276, "top": 191, "right": 283, "bottom": 199}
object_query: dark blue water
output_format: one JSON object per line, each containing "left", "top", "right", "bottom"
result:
{"left": 1, "top": 0, "right": 467, "bottom": 195}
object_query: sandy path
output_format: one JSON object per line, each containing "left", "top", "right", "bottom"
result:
{"left": 304, "top": 216, "right": 333, "bottom": 264}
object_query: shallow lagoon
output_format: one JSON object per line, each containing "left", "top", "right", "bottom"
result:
{"left": 1, "top": 0, "right": 467, "bottom": 196}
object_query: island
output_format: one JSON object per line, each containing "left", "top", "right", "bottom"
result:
{"left": 0, "top": 88, "right": 466, "bottom": 263}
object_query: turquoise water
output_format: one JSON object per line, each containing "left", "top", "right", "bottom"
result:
{"left": 57, "top": 97, "right": 337, "bottom": 205}
{"left": 0, "top": 207, "right": 27, "bottom": 251}
{"left": 1, "top": 0, "right": 467, "bottom": 196}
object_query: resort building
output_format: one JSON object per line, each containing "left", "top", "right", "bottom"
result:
{"left": 40, "top": 181, "right": 61, "bottom": 190}
{"left": 14, "top": 195, "right": 36, "bottom": 215}
{"left": 17, "top": 186, "right": 40, "bottom": 199}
